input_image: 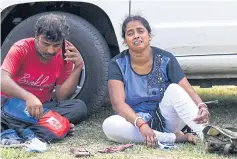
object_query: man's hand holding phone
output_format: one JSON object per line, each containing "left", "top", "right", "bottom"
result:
{"left": 63, "top": 40, "right": 84, "bottom": 69}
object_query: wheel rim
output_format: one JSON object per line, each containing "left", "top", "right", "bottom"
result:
{"left": 70, "top": 56, "right": 86, "bottom": 99}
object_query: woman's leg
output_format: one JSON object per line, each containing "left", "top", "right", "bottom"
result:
{"left": 159, "top": 83, "right": 204, "bottom": 140}
{"left": 103, "top": 115, "right": 176, "bottom": 144}
{"left": 102, "top": 115, "right": 144, "bottom": 143}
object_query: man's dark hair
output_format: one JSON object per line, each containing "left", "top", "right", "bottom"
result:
{"left": 35, "top": 14, "right": 70, "bottom": 42}
{"left": 122, "top": 15, "right": 151, "bottom": 39}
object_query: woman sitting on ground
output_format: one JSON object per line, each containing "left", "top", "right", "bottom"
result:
{"left": 102, "top": 15, "right": 210, "bottom": 148}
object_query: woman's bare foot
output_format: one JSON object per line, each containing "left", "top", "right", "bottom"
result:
{"left": 69, "top": 123, "right": 76, "bottom": 136}
{"left": 187, "top": 134, "right": 197, "bottom": 145}
{"left": 175, "top": 131, "right": 197, "bottom": 144}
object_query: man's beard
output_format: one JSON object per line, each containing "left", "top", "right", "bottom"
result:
{"left": 40, "top": 52, "right": 57, "bottom": 59}
{"left": 35, "top": 39, "right": 57, "bottom": 59}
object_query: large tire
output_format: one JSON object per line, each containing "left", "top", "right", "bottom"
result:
{"left": 1, "top": 11, "right": 111, "bottom": 115}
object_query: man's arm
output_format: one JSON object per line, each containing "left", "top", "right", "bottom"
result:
{"left": 1, "top": 42, "right": 32, "bottom": 100}
{"left": 55, "top": 41, "right": 83, "bottom": 101}
{"left": 55, "top": 67, "right": 82, "bottom": 101}
{"left": 1, "top": 42, "right": 43, "bottom": 119}
{"left": 1, "top": 69, "right": 43, "bottom": 118}
{"left": 1, "top": 70, "right": 33, "bottom": 100}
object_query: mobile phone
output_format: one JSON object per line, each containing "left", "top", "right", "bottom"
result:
{"left": 62, "top": 39, "right": 66, "bottom": 61}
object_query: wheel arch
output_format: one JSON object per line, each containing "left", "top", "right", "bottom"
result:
{"left": 1, "top": 1, "right": 120, "bottom": 57}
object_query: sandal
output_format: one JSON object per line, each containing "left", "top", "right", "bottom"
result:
{"left": 98, "top": 144, "right": 133, "bottom": 153}
{"left": 70, "top": 147, "right": 93, "bottom": 157}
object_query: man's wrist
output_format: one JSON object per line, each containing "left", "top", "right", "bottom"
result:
{"left": 73, "top": 65, "right": 83, "bottom": 72}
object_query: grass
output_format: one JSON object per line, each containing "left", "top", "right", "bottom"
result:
{"left": 1, "top": 86, "right": 237, "bottom": 159}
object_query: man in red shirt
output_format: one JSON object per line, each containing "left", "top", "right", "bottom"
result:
{"left": 1, "top": 14, "right": 87, "bottom": 136}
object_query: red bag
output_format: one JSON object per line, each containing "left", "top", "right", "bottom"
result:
{"left": 38, "top": 110, "right": 70, "bottom": 138}
{"left": 1, "top": 97, "right": 70, "bottom": 141}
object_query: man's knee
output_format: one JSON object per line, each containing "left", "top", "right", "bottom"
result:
{"left": 74, "top": 99, "right": 87, "bottom": 118}
{"left": 69, "top": 99, "right": 88, "bottom": 124}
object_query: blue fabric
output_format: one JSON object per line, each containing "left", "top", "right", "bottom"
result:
{"left": 22, "top": 128, "right": 37, "bottom": 140}
{"left": 115, "top": 50, "right": 170, "bottom": 113}
{"left": 136, "top": 112, "right": 152, "bottom": 122}
{"left": 3, "top": 98, "right": 49, "bottom": 124}
{"left": 1, "top": 129, "right": 21, "bottom": 140}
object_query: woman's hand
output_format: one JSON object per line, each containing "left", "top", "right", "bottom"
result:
{"left": 193, "top": 107, "right": 210, "bottom": 124}
{"left": 139, "top": 124, "right": 156, "bottom": 148}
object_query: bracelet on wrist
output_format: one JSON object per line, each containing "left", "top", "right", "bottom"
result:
{"left": 138, "top": 122, "right": 148, "bottom": 129}
{"left": 199, "top": 105, "right": 208, "bottom": 110}
{"left": 197, "top": 102, "right": 208, "bottom": 109}
{"left": 134, "top": 116, "right": 143, "bottom": 128}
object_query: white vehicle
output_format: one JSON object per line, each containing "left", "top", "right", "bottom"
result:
{"left": 1, "top": 1, "right": 237, "bottom": 113}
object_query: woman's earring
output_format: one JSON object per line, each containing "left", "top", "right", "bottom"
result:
{"left": 149, "top": 34, "right": 152, "bottom": 41}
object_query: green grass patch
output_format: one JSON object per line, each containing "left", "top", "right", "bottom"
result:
{"left": 1, "top": 86, "right": 236, "bottom": 159}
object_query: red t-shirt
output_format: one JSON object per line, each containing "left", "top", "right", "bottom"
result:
{"left": 1, "top": 38, "right": 73, "bottom": 103}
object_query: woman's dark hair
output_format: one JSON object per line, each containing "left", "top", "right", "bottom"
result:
{"left": 122, "top": 15, "right": 151, "bottom": 39}
{"left": 35, "top": 14, "right": 70, "bottom": 42}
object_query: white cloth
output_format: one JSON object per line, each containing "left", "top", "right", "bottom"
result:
{"left": 102, "top": 84, "right": 204, "bottom": 143}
